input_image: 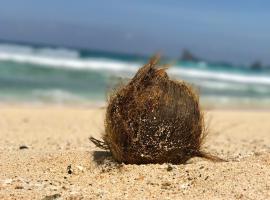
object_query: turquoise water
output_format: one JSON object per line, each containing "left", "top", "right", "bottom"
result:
{"left": 0, "top": 42, "right": 270, "bottom": 108}
{"left": 0, "top": 61, "right": 108, "bottom": 103}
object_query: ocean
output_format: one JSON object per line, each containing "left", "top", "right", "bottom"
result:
{"left": 0, "top": 42, "right": 270, "bottom": 108}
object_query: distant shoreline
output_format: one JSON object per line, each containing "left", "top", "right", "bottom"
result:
{"left": 0, "top": 101, "right": 269, "bottom": 112}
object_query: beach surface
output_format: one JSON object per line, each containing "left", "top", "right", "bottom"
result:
{"left": 0, "top": 105, "right": 270, "bottom": 199}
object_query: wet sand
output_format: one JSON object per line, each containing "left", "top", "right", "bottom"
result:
{"left": 0, "top": 105, "right": 270, "bottom": 199}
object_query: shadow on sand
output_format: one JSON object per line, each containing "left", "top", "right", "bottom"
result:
{"left": 92, "top": 150, "right": 113, "bottom": 165}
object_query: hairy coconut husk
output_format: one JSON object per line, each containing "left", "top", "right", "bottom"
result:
{"left": 90, "top": 56, "right": 223, "bottom": 164}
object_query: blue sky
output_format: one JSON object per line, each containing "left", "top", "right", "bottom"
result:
{"left": 0, "top": 0, "right": 270, "bottom": 64}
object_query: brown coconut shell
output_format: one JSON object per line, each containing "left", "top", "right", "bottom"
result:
{"left": 90, "top": 56, "right": 222, "bottom": 164}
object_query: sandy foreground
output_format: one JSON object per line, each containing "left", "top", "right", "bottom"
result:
{"left": 0, "top": 105, "right": 269, "bottom": 200}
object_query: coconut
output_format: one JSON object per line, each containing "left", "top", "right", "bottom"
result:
{"left": 90, "top": 56, "right": 222, "bottom": 164}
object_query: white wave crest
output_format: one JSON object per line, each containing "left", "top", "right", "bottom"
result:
{"left": 192, "top": 80, "right": 270, "bottom": 94}
{"left": 0, "top": 51, "right": 139, "bottom": 72}
{"left": 0, "top": 43, "right": 79, "bottom": 58}
{"left": 168, "top": 68, "right": 270, "bottom": 86}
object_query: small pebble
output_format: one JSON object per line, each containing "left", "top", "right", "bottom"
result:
{"left": 67, "top": 165, "right": 73, "bottom": 174}
{"left": 19, "top": 145, "right": 29, "bottom": 150}
{"left": 180, "top": 183, "right": 190, "bottom": 190}
{"left": 161, "top": 182, "right": 171, "bottom": 189}
{"left": 42, "top": 193, "right": 61, "bottom": 200}
{"left": 76, "top": 165, "right": 84, "bottom": 172}
{"left": 15, "top": 185, "right": 24, "bottom": 189}
{"left": 3, "top": 179, "right": 13, "bottom": 185}
{"left": 167, "top": 165, "right": 173, "bottom": 171}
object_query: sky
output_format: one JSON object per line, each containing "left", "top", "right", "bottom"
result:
{"left": 0, "top": 0, "right": 270, "bottom": 65}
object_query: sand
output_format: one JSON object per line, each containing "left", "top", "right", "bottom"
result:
{"left": 0, "top": 105, "right": 270, "bottom": 199}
